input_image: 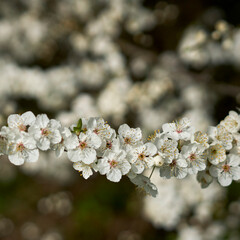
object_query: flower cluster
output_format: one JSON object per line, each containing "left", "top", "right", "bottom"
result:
{"left": 1, "top": 110, "right": 240, "bottom": 197}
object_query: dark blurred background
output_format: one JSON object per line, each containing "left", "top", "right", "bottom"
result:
{"left": 0, "top": 0, "right": 240, "bottom": 239}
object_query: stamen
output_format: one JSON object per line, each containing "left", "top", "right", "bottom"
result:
{"left": 16, "top": 143, "right": 25, "bottom": 152}
{"left": 79, "top": 141, "right": 87, "bottom": 150}
{"left": 41, "top": 128, "right": 50, "bottom": 136}
{"left": 108, "top": 160, "right": 118, "bottom": 168}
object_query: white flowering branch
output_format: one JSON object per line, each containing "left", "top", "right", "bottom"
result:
{"left": 0, "top": 111, "right": 240, "bottom": 197}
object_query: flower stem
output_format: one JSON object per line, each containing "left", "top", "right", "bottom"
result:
{"left": 149, "top": 166, "right": 155, "bottom": 179}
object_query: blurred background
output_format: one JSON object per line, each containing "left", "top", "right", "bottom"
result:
{"left": 0, "top": 0, "right": 240, "bottom": 239}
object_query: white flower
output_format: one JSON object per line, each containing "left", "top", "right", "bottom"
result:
{"left": 0, "top": 126, "right": 27, "bottom": 155}
{"left": 230, "top": 146, "right": 240, "bottom": 155}
{"left": 96, "top": 132, "right": 121, "bottom": 157}
{"left": 7, "top": 111, "right": 36, "bottom": 132}
{"left": 159, "top": 158, "right": 188, "bottom": 179}
{"left": 86, "top": 117, "right": 115, "bottom": 140}
{"left": 192, "top": 131, "right": 209, "bottom": 149}
{"left": 232, "top": 132, "right": 240, "bottom": 149}
{"left": 154, "top": 135, "right": 179, "bottom": 163}
{"left": 153, "top": 155, "right": 164, "bottom": 167}
{"left": 73, "top": 161, "right": 97, "bottom": 179}
{"left": 97, "top": 150, "right": 131, "bottom": 182}
{"left": 197, "top": 169, "right": 213, "bottom": 188}
{"left": 220, "top": 111, "right": 240, "bottom": 133}
{"left": 209, "top": 154, "right": 240, "bottom": 186}
{"left": 28, "top": 114, "right": 62, "bottom": 151}
{"left": 51, "top": 127, "right": 75, "bottom": 157}
{"left": 8, "top": 134, "right": 39, "bottom": 165}
{"left": 0, "top": 126, "right": 19, "bottom": 141}
{"left": 208, "top": 125, "right": 233, "bottom": 150}
{"left": 162, "top": 117, "right": 194, "bottom": 141}
{"left": 0, "top": 136, "right": 7, "bottom": 155}
{"left": 180, "top": 143, "right": 206, "bottom": 174}
{"left": 67, "top": 130, "right": 101, "bottom": 164}
{"left": 118, "top": 124, "right": 142, "bottom": 148}
{"left": 129, "top": 174, "right": 158, "bottom": 197}
{"left": 208, "top": 144, "right": 226, "bottom": 165}
{"left": 128, "top": 142, "right": 157, "bottom": 174}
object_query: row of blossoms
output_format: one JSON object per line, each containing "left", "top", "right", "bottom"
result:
{"left": 0, "top": 111, "right": 240, "bottom": 197}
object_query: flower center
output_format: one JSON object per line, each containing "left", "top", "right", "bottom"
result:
{"left": 170, "top": 160, "right": 176, "bottom": 168}
{"left": 16, "top": 143, "right": 25, "bottom": 152}
{"left": 109, "top": 160, "right": 118, "bottom": 168}
{"left": 232, "top": 120, "right": 238, "bottom": 128}
{"left": 106, "top": 141, "right": 112, "bottom": 149}
{"left": 124, "top": 137, "right": 131, "bottom": 144}
{"left": 189, "top": 153, "right": 197, "bottom": 161}
{"left": 176, "top": 129, "right": 182, "bottom": 134}
{"left": 161, "top": 146, "right": 166, "bottom": 152}
{"left": 41, "top": 128, "right": 50, "bottom": 136}
{"left": 82, "top": 128, "right": 87, "bottom": 134}
{"left": 211, "top": 148, "right": 218, "bottom": 156}
{"left": 138, "top": 153, "right": 145, "bottom": 161}
{"left": 18, "top": 124, "right": 27, "bottom": 131}
{"left": 79, "top": 141, "right": 87, "bottom": 150}
{"left": 93, "top": 128, "right": 99, "bottom": 135}
{"left": 222, "top": 164, "right": 230, "bottom": 172}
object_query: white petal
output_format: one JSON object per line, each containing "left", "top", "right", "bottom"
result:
{"left": 49, "top": 119, "right": 61, "bottom": 129}
{"left": 207, "top": 126, "right": 217, "bottom": 139}
{"left": 87, "top": 118, "right": 97, "bottom": 129}
{"left": 81, "top": 148, "right": 96, "bottom": 164}
{"left": 28, "top": 126, "right": 41, "bottom": 140}
{"left": 23, "top": 136, "right": 36, "bottom": 149}
{"left": 179, "top": 132, "right": 191, "bottom": 140}
{"left": 73, "top": 162, "right": 93, "bottom": 179}
{"left": 73, "top": 162, "right": 83, "bottom": 171}
{"left": 144, "top": 156, "right": 154, "bottom": 168}
{"left": 107, "top": 168, "right": 122, "bottom": 182}
{"left": 37, "top": 137, "right": 50, "bottom": 151}
{"left": 9, "top": 153, "right": 25, "bottom": 165}
{"left": 228, "top": 154, "right": 240, "bottom": 167}
{"left": 61, "top": 127, "right": 72, "bottom": 137}
{"left": 21, "top": 111, "right": 36, "bottom": 126}
{"left": 26, "top": 149, "right": 39, "bottom": 163}
{"left": 82, "top": 166, "right": 93, "bottom": 179}
{"left": 67, "top": 149, "right": 81, "bottom": 162}
{"left": 195, "top": 160, "right": 206, "bottom": 171}
{"left": 50, "top": 130, "right": 62, "bottom": 144}
{"left": 176, "top": 168, "right": 188, "bottom": 179}
{"left": 119, "top": 160, "right": 131, "bottom": 175}
{"left": 8, "top": 114, "right": 21, "bottom": 128}
{"left": 218, "top": 172, "right": 232, "bottom": 186}
{"left": 132, "top": 128, "right": 142, "bottom": 141}
{"left": 179, "top": 117, "right": 191, "bottom": 128}
{"left": 145, "top": 142, "right": 157, "bottom": 156}
{"left": 64, "top": 135, "right": 79, "bottom": 150}
{"left": 97, "top": 159, "right": 110, "bottom": 175}
{"left": 167, "top": 132, "right": 179, "bottom": 140}
{"left": 159, "top": 166, "right": 171, "bottom": 179}
{"left": 209, "top": 165, "right": 220, "bottom": 177}
{"left": 162, "top": 123, "right": 176, "bottom": 133}
{"left": 87, "top": 133, "right": 101, "bottom": 149}
{"left": 118, "top": 124, "right": 130, "bottom": 136}
{"left": 35, "top": 114, "right": 49, "bottom": 128}
{"left": 127, "top": 171, "right": 137, "bottom": 179}
{"left": 180, "top": 145, "right": 190, "bottom": 156}
{"left": 231, "top": 166, "right": 240, "bottom": 180}
{"left": 132, "top": 161, "right": 145, "bottom": 174}
{"left": 55, "top": 145, "right": 64, "bottom": 158}
{"left": 177, "top": 159, "right": 188, "bottom": 168}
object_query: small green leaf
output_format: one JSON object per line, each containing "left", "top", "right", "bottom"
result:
{"left": 77, "top": 119, "right": 82, "bottom": 130}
